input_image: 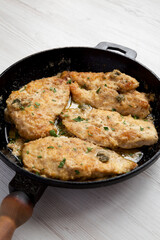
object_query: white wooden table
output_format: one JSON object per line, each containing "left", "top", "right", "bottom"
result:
{"left": 0, "top": 0, "right": 160, "bottom": 239}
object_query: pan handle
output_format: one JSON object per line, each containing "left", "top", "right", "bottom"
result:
{"left": 0, "top": 173, "right": 47, "bottom": 240}
{"left": 0, "top": 191, "right": 33, "bottom": 240}
{"left": 95, "top": 42, "right": 137, "bottom": 59}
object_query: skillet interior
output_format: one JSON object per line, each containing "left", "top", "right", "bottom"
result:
{"left": 0, "top": 46, "right": 160, "bottom": 188}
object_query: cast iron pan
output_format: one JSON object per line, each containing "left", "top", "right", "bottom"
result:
{"left": 0, "top": 42, "right": 160, "bottom": 239}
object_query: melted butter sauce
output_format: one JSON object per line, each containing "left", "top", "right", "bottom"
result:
{"left": 117, "top": 149, "right": 143, "bottom": 163}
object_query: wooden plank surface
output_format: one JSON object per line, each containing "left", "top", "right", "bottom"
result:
{"left": 0, "top": 0, "right": 160, "bottom": 239}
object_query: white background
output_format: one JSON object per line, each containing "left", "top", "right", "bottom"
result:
{"left": 0, "top": 0, "right": 160, "bottom": 239}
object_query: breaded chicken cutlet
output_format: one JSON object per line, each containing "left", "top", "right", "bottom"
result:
{"left": 22, "top": 136, "right": 137, "bottom": 180}
{"left": 61, "top": 70, "right": 151, "bottom": 118}
{"left": 6, "top": 76, "right": 70, "bottom": 140}
{"left": 61, "top": 69, "right": 139, "bottom": 92}
{"left": 61, "top": 108, "right": 158, "bottom": 149}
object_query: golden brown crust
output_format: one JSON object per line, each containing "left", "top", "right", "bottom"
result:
{"left": 61, "top": 108, "right": 158, "bottom": 149}
{"left": 61, "top": 69, "right": 139, "bottom": 92}
{"left": 69, "top": 82, "right": 150, "bottom": 118}
{"left": 6, "top": 77, "right": 70, "bottom": 140}
{"left": 22, "top": 136, "right": 137, "bottom": 180}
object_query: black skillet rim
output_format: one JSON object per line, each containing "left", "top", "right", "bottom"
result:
{"left": 0, "top": 46, "right": 160, "bottom": 188}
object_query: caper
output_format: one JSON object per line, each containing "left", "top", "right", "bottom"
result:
{"left": 113, "top": 70, "right": 121, "bottom": 76}
{"left": 116, "top": 94, "right": 125, "bottom": 103}
{"left": 110, "top": 70, "right": 121, "bottom": 79}
{"left": 96, "top": 152, "right": 109, "bottom": 163}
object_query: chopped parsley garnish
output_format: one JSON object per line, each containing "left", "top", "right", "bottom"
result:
{"left": 123, "top": 121, "right": 126, "bottom": 125}
{"left": 75, "top": 170, "right": 80, "bottom": 175}
{"left": 107, "top": 115, "right": 110, "bottom": 119}
{"left": 111, "top": 128, "right": 115, "bottom": 131}
{"left": 58, "top": 158, "right": 66, "bottom": 168}
{"left": 19, "top": 106, "right": 25, "bottom": 110}
{"left": 133, "top": 115, "right": 139, "bottom": 119}
{"left": 88, "top": 132, "right": 93, "bottom": 136}
{"left": 37, "top": 155, "right": 42, "bottom": 158}
{"left": 112, "top": 108, "right": 116, "bottom": 111}
{"left": 26, "top": 151, "right": 29, "bottom": 154}
{"left": 27, "top": 104, "right": 31, "bottom": 107}
{"left": 140, "top": 127, "right": 144, "bottom": 131}
{"left": 20, "top": 86, "right": 26, "bottom": 92}
{"left": 73, "top": 116, "right": 85, "bottom": 122}
{"left": 49, "top": 129, "right": 57, "bottom": 137}
{"left": 129, "top": 153, "right": 133, "bottom": 156}
{"left": 87, "top": 77, "right": 90, "bottom": 79}
{"left": 35, "top": 102, "right": 40, "bottom": 106}
{"left": 104, "top": 84, "right": 107, "bottom": 87}
{"left": 96, "top": 87, "right": 101, "bottom": 94}
{"left": 86, "top": 147, "right": 93, "bottom": 153}
{"left": 47, "top": 146, "right": 54, "bottom": 149}
{"left": 104, "top": 127, "right": 109, "bottom": 131}
{"left": 35, "top": 172, "right": 40, "bottom": 176}
{"left": 128, "top": 105, "right": 133, "bottom": 107}
{"left": 50, "top": 88, "right": 56, "bottom": 93}
{"left": 34, "top": 102, "right": 40, "bottom": 108}
{"left": 52, "top": 99, "right": 56, "bottom": 102}
{"left": 81, "top": 84, "right": 87, "bottom": 89}
{"left": 9, "top": 139, "right": 15, "bottom": 144}
{"left": 64, "top": 114, "right": 69, "bottom": 117}
{"left": 59, "top": 130, "right": 66, "bottom": 136}
{"left": 49, "top": 121, "right": 54, "bottom": 124}
{"left": 73, "top": 148, "right": 77, "bottom": 151}
{"left": 67, "top": 80, "right": 72, "bottom": 84}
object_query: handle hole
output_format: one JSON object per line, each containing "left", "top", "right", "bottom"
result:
{"left": 107, "top": 47, "right": 126, "bottom": 55}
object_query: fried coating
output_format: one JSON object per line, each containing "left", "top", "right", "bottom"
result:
{"left": 61, "top": 108, "right": 158, "bottom": 149}
{"left": 61, "top": 69, "right": 139, "bottom": 92}
{"left": 22, "top": 136, "right": 137, "bottom": 180}
{"left": 6, "top": 77, "right": 70, "bottom": 140}
{"left": 69, "top": 82, "right": 150, "bottom": 118}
